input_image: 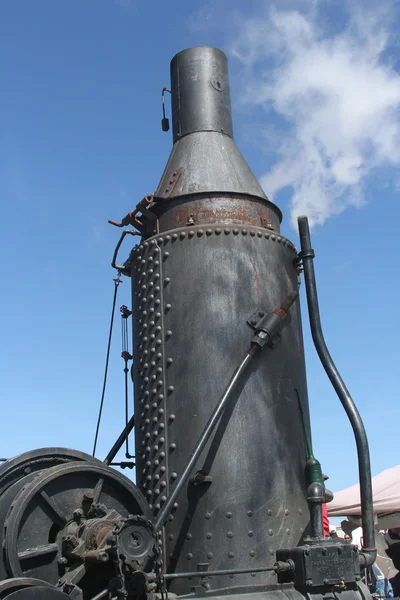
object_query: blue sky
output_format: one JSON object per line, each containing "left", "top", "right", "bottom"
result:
{"left": 0, "top": 0, "right": 399, "bottom": 504}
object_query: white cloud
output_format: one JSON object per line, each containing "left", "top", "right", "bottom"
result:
{"left": 230, "top": 3, "right": 400, "bottom": 227}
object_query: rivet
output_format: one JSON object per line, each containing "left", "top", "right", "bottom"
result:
{"left": 155, "top": 503, "right": 160, "bottom": 510}
{"left": 158, "top": 394, "right": 164, "bottom": 400}
{"left": 226, "top": 512, "right": 232, "bottom": 519}
{"left": 156, "top": 352, "right": 162, "bottom": 359}
{"left": 206, "top": 533, "right": 212, "bottom": 539}
{"left": 146, "top": 475, "right": 152, "bottom": 481}
{"left": 155, "top": 488, "right": 160, "bottom": 495}
{"left": 169, "top": 414, "right": 176, "bottom": 422}
{"left": 228, "top": 552, "right": 234, "bottom": 558}
{"left": 163, "top": 252, "right": 169, "bottom": 259}
{"left": 268, "top": 529, "right": 273, "bottom": 536}
{"left": 164, "top": 277, "right": 170, "bottom": 285}
{"left": 141, "top": 259, "right": 146, "bottom": 264}
{"left": 269, "top": 549, "right": 275, "bottom": 555}
{"left": 147, "top": 490, "right": 152, "bottom": 496}
{"left": 207, "top": 552, "right": 213, "bottom": 559}
{"left": 161, "top": 482, "right": 167, "bottom": 489}
{"left": 265, "top": 233, "right": 269, "bottom": 239}
{"left": 187, "top": 553, "right": 193, "bottom": 560}
{"left": 167, "top": 358, "right": 173, "bottom": 366}
{"left": 152, "top": 416, "right": 158, "bottom": 423}
{"left": 215, "top": 228, "right": 221, "bottom": 234}
{"left": 145, "top": 433, "right": 151, "bottom": 439}
{"left": 250, "top": 230, "right": 255, "bottom": 237}
{"left": 159, "top": 422, "right": 165, "bottom": 429}
{"left": 161, "top": 495, "right": 167, "bottom": 502}
{"left": 224, "top": 228, "right": 230, "bottom": 234}
{"left": 165, "top": 235, "right": 171, "bottom": 242}
{"left": 168, "top": 515, "right": 174, "bottom": 521}
{"left": 249, "top": 550, "right": 255, "bottom": 556}
{"left": 186, "top": 533, "right": 192, "bottom": 540}
{"left": 233, "top": 228, "right": 239, "bottom": 235}
{"left": 173, "top": 502, "right": 179, "bottom": 509}
{"left": 284, "top": 509, "right": 289, "bottom": 515}
{"left": 160, "top": 451, "right": 165, "bottom": 458}
{"left": 188, "top": 231, "right": 195, "bottom": 238}
{"left": 166, "top": 330, "right": 172, "bottom": 338}
{"left": 157, "top": 379, "right": 163, "bottom": 387}
{"left": 160, "top": 437, "right": 165, "bottom": 443}
{"left": 156, "top": 312, "right": 161, "bottom": 318}
{"left": 154, "top": 260, "right": 159, "bottom": 266}
{"left": 205, "top": 512, "right": 212, "bottom": 520}
{"left": 299, "top": 508, "right": 303, "bottom": 515}
{"left": 168, "top": 385, "right": 174, "bottom": 394}
{"left": 248, "top": 510, "right": 254, "bottom": 517}
{"left": 267, "top": 509, "right": 272, "bottom": 516}
{"left": 248, "top": 530, "right": 254, "bottom": 537}
{"left": 154, "top": 474, "right": 160, "bottom": 481}
{"left": 168, "top": 534, "right": 175, "bottom": 540}
{"left": 242, "top": 229, "right": 248, "bottom": 235}
{"left": 165, "top": 303, "right": 171, "bottom": 312}
{"left": 180, "top": 232, "right": 186, "bottom": 239}
{"left": 170, "top": 233, "right": 177, "bottom": 241}
{"left": 145, "top": 419, "right": 150, "bottom": 425}
{"left": 160, "top": 466, "right": 166, "bottom": 472}
{"left": 150, "top": 333, "right": 155, "bottom": 340}
{"left": 169, "top": 443, "right": 176, "bottom": 450}
{"left": 150, "top": 240, "right": 156, "bottom": 246}
{"left": 227, "top": 531, "right": 233, "bottom": 538}
{"left": 197, "top": 229, "right": 204, "bottom": 237}
{"left": 171, "top": 472, "right": 178, "bottom": 479}
{"left": 206, "top": 229, "right": 212, "bottom": 236}
{"left": 286, "top": 529, "right": 291, "bottom": 535}
{"left": 158, "top": 408, "right": 164, "bottom": 415}
{"left": 154, "top": 445, "right": 159, "bottom": 451}
{"left": 146, "top": 461, "right": 151, "bottom": 467}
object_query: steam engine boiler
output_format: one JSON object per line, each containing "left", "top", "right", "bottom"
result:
{"left": 0, "top": 47, "right": 376, "bottom": 600}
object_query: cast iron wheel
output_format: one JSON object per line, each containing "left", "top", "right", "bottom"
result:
{"left": 0, "top": 578, "right": 53, "bottom": 599}
{"left": 3, "top": 462, "right": 150, "bottom": 596}
{"left": 4, "top": 587, "right": 69, "bottom": 600}
{"left": 0, "top": 472, "right": 44, "bottom": 580}
{"left": 0, "top": 448, "right": 103, "bottom": 499}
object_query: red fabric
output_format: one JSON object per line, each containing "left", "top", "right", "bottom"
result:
{"left": 322, "top": 503, "right": 330, "bottom": 536}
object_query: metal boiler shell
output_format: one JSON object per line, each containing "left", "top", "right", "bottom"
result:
{"left": 131, "top": 225, "right": 310, "bottom": 594}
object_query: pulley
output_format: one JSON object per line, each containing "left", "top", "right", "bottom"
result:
{"left": 0, "top": 448, "right": 103, "bottom": 499}
{"left": 1, "top": 462, "right": 151, "bottom": 600}
{"left": 0, "top": 578, "right": 64, "bottom": 600}
{"left": 0, "top": 449, "right": 104, "bottom": 582}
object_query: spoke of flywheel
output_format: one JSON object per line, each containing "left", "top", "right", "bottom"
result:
{"left": 92, "top": 478, "right": 104, "bottom": 504}
{"left": 38, "top": 490, "right": 67, "bottom": 525}
{"left": 18, "top": 542, "right": 59, "bottom": 561}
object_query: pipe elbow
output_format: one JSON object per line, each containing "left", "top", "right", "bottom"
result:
{"left": 359, "top": 547, "right": 377, "bottom": 568}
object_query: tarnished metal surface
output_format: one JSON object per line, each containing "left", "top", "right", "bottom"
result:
{"left": 131, "top": 225, "right": 310, "bottom": 595}
{"left": 155, "top": 132, "right": 270, "bottom": 202}
{"left": 154, "top": 194, "right": 281, "bottom": 233}
{"left": 170, "top": 47, "right": 233, "bottom": 143}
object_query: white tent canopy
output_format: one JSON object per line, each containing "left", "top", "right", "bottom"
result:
{"left": 328, "top": 465, "right": 400, "bottom": 518}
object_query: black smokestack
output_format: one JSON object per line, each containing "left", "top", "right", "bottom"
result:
{"left": 170, "top": 46, "right": 234, "bottom": 142}
{"left": 155, "top": 46, "right": 277, "bottom": 218}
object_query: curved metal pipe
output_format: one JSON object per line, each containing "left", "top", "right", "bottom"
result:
{"left": 297, "top": 215, "right": 376, "bottom": 567}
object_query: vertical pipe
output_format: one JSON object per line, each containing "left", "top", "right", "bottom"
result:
{"left": 298, "top": 215, "right": 376, "bottom": 566}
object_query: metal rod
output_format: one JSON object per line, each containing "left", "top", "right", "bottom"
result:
{"left": 164, "top": 566, "right": 275, "bottom": 580}
{"left": 298, "top": 215, "right": 376, "bottom": 566}
{"left": 154, "top": 349, "right": 257, "bottom": 531}
{"left": 104, "top": 415, "right": 135, "bottom": 465}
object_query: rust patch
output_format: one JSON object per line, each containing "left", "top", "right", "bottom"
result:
{"left": 168, "top": 198, "right": 281, "bottom": 232}
{"left": 252, "top": 263, "right": 260, "bottom": 302}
